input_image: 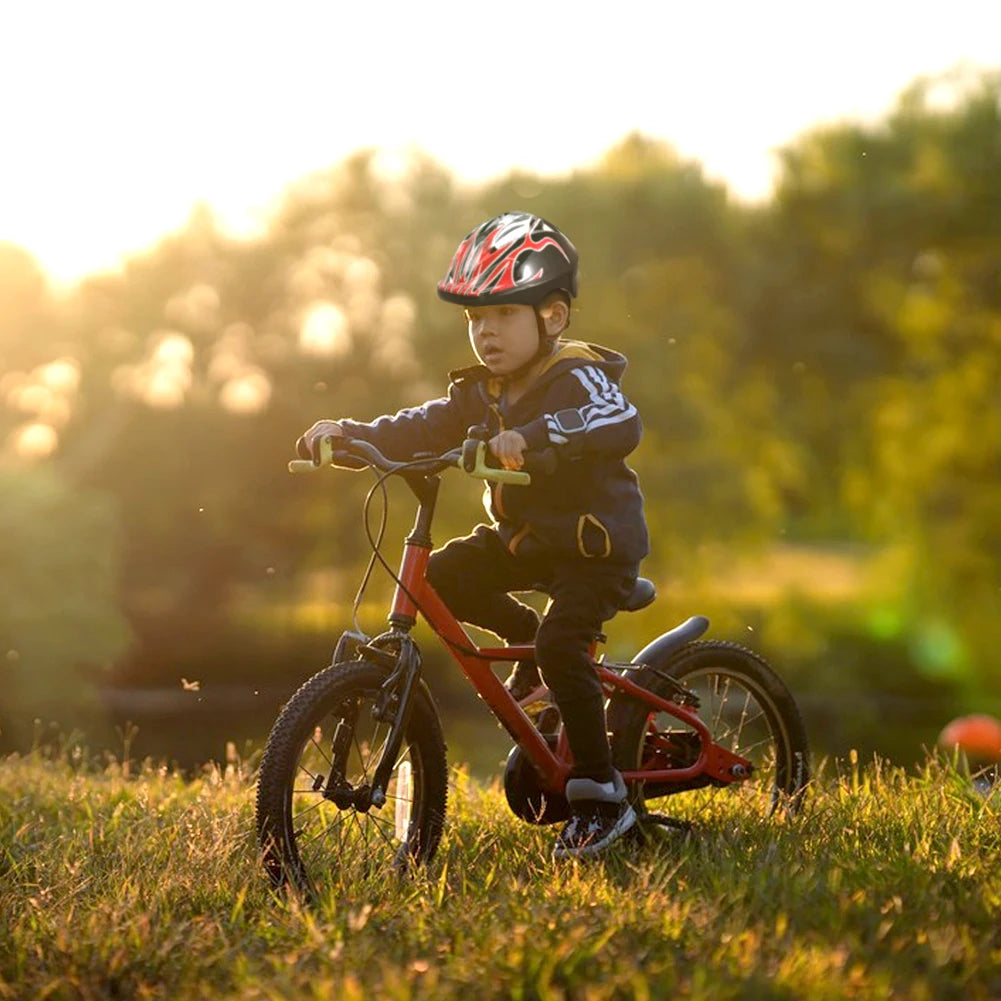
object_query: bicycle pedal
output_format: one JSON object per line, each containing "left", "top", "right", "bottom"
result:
{"left": 518, "top": 685, "right": 552, "bottom": 714}
{"left": 640, "top": 813, "right": 693, "bottom": 833}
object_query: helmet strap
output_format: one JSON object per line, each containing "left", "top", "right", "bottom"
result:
{"left": 535, "top": 306, "right": 563, "bottom": 358}
{"left": 534, "top": 309, "right": 553, "bottom": 355}
{"left": 503, "top": 308, "right": 558, "bottom": 385}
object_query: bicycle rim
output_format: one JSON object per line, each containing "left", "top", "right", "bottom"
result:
{"left": 257, "top": 663, "right": 446, "bottom": 897}
{"left": 615, "top": 643, "right": 809, "bottom": 821}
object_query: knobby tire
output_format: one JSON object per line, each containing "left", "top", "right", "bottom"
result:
{"left": 608, "top": 640, "right": 810, "bottom": 821}
{"left": 255, "top": 659, "right": 448, "bottom": 898}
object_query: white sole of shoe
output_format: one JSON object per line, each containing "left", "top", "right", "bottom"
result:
{"left": 552, "top": 804, "right": 638, "bottom": 860}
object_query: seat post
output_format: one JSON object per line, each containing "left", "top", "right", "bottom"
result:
{"left": 402, "top": 473, "right": 441, "bottom": 548}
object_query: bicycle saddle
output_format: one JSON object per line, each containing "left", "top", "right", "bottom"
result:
{"left": 620, "top": 577, "right": 657, "bottom": 612}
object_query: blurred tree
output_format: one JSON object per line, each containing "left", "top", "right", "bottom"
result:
{"left": 0, "top": 466, "right": 131, "bottom": 747}
{"left": 3, "top": 66, "right": 1000, "bottom": 761}
{"left": 756, "top": 66, "right": 1001, "bottom": 695}
{"left": 7, "top": 158, "right": 462, "bottom": 688}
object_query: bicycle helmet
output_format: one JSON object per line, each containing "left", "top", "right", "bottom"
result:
{"left": 437, "top": 211, "right": 579, "bottom": 307}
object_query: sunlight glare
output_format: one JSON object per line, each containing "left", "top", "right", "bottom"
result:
{"left": 37, "top": 358, "right": 82, "bottom": 394}
{"left": 370, "top": 146, "right": 418, "bottom": 215}
{"left": 112, "top": 331, "right": 194, "bottom": 408}
{"left": 343, "top": 256, "right": 380, "bottom": 295}
{"left": 299, "top": 302, "right": 351, "bottom": 357}
{"left": 219, "top": 368, "right": 272, "bottom": 415}
{"left": 7, "top": 383, "right": 56, "bottom": 415}
{"left": 208, "top": 348, "right": 245, "bottom": 384}
{"left": 142, "top": 367, "right": 190, "bottom": 410}
{"left": 152, "top": 332, "right": 195, "bottom": 366}
{"left": 10, "top": 422, "right": 58, "bottom": 459}
{"left": 4, "top": 367, "right": 74, "bottom": 426}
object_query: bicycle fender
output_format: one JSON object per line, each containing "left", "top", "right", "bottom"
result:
{"left": 629, "top": 615, "right": 710, "bottom": 669}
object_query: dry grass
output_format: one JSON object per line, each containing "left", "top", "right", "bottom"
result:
{"left": 1, "top": 744, "right": 999, "bottom": 1000}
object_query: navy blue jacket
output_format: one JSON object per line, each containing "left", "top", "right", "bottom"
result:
{"left": 337, "top": 341, "right": 649, "bottom": 570}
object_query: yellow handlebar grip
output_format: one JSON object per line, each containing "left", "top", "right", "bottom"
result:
{"left": 460, "top": 440, "right": 531, "bottom": 486}
{"left": 287, "top": 435, "right": 337, "bottom": 473}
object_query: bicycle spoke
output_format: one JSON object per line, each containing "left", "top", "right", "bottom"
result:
{"left": 296, "top": 815, "right": 344, "bottom": 855}
{"left": 289, "top": 796, "right": 329, "bottom": 825}
{"left": 369, "top": 723, "right": 399, "bottom": 778}
{"left": 628, "top": 655, "right": 805, "bottom": 822}
{"left": 309, "top": 727, "right": 334, "bottom": 770}
{"left": 296, "top": 807, "right": 351, "bottom": 852}
{"left": 293, "top": 768, "right": 407, "bottom": 861}
{"left": 353, "top": 729, "right": 387, "bottom": 782}
{"left": 710, "top": 676, "right": 731, "bottom": 733}
{"left": 363, "top": 808, "right": 401, "bottom": 847}
{"left": 258, "top": 662, "right": 447, "bottom": 894}
{"left": 728, "top": 734, "right": 773, "bottom": 759}
{"left": 726, "top": 688, "right": 755, "bottom": 747}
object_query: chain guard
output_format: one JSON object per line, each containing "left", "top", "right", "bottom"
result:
{"left": 503, "top": 735, "right": 570, "bottom": 826}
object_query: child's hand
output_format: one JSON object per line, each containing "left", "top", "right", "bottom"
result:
{"left": 296, "top": 420, "right": 344, "bottom": 459}
{"left": 489, "top": 430, "right": 528, "bottom": 471}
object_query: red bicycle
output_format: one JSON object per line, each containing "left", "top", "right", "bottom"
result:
{"left": 256, "top": 436, "right": 809, "bottom": 894}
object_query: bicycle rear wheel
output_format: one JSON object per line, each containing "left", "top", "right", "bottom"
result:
{"left": 608, "top": 641, "right": 809, "bottom": 822}
{"left": 255, "top": 660, "right": 448, "bottom": 897}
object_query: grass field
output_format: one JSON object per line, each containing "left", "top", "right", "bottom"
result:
{"left": 1, "top": 744, "right": 998, "bottom": 1001}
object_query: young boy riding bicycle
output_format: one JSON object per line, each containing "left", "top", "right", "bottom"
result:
{"left": 298, "top": 211, "right": 650, "bottom": 858}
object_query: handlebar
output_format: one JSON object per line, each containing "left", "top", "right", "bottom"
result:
{"left": 289, "top": 435, "right": 555, "bottom": 486}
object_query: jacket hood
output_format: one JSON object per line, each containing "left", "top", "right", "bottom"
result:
{"left": 534, "top": 339, "right": 626, "bottom": 382}
{"left": 449, "top": 339, "right": 628, "bottom": 397}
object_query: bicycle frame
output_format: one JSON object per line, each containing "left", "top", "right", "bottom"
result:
{"left": 384, "top": 477, "right": 753, "bottom": 798}
{"left": 296, "top": 436, "right": 753, "bottom": 802}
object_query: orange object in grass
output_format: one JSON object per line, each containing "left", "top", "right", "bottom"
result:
{"left": 938, "top": 714, "right": 1001, "bottom": 762}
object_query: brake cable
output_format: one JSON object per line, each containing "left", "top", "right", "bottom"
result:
{"left": 357, "top": 456, "right": 490, "bottom": 661}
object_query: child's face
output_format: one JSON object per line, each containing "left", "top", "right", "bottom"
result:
{"left": 464, "top": 304, "right": 539, "bottom": 376}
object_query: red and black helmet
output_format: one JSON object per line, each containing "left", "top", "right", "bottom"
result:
{"left": 437, "top": 211, "right": 579, "bottom": 307}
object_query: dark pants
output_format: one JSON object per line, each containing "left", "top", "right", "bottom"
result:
{"left": 426, "top": 525, "right": 636, "bottom": 782}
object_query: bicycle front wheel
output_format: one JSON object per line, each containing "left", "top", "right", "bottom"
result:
{"left": 255, "top": 659, "right": 448, "bottom": 897}
{"left": 609, "top": 641, "right": 810, "bottom": 821}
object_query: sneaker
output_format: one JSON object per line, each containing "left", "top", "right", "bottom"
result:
{"left": 504, "top": 662, "right": 549, "bottom": 707}
{"left": 553, "top": 772, "right": 637, "bottom": 860}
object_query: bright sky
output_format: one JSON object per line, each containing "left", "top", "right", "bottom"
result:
{"left": 1, "top": 1, "right": 998, "bottom": 287}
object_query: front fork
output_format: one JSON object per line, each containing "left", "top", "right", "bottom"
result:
{"left": 368, "top": 635, "right": 423, "bottom": 806}
{"left": 323, "top": 630, "right": 423, "bottom": 811}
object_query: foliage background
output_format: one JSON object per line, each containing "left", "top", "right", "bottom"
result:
{"left": 1, "top": 67, "right": 999, "bottom": 770}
